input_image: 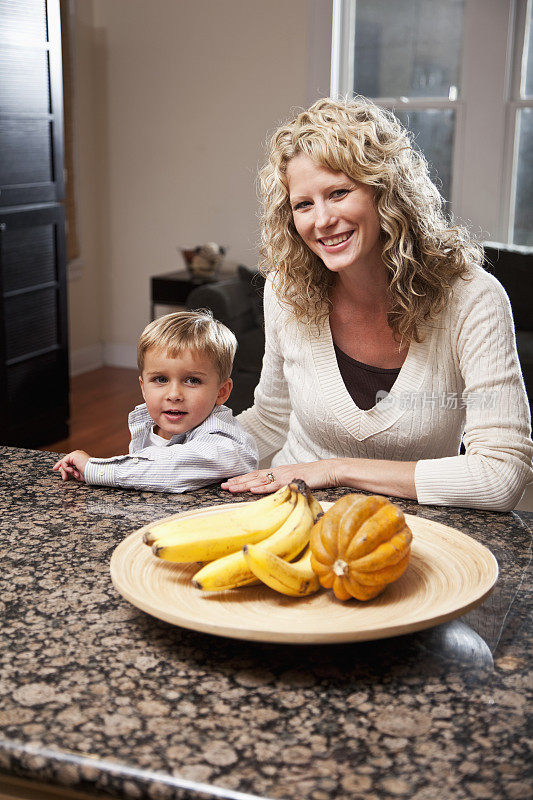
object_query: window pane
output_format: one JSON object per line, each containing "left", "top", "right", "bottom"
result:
{"left": 354, "top": 0, "right": 465, "bottom": 99}
{"left": 394, "top": 109, "right": 455, "bottom": 201}
{"left": 513, "top": 108, "right": 533, "bottom": 245}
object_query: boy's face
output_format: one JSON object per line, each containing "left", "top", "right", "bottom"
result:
{"left": 139, "top": 347, "right": 232, "bottom": 440}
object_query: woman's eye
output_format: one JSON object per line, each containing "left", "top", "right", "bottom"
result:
{"left": 332, "top": 189, "right": 349, "bottom": 198}
{"left": 293, "top": 200, "right": 311, "bottom": 211}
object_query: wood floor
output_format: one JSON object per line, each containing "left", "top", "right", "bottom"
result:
{"left": 40, "top": 366, "right": 142, "bottom": 458}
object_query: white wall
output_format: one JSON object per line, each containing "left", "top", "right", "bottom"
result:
{"left": 68, "top": 0, "right": 329, "bottom": 373}
{"left": 67, "top": 0, "right": 104, "bottom": 373}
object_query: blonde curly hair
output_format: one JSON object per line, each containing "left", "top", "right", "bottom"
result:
{"left": 259, "top": 96, "right": 483, "bottom": 342}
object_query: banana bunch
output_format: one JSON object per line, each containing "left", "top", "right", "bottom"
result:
{"left": 143, "top": 480, "right": 324, "bottom": 596}
{"left": 144, "top": 482, "right": 295, "bottom": 561}
{"left": 242, "top": 544, "right": 320, "bottom": 597}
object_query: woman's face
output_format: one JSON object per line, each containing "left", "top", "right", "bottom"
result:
{"left": 286, "top": 154, "right": 383, "bottom": 277}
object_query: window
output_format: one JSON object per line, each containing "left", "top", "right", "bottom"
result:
{"left": 510, "top": 0, "right": 533, "bottom": 244}
{"left": 331, "top": 0, "right": 532, "bottom": 246}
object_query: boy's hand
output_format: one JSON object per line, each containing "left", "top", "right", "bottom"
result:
{"left": 53, "top": 450, "right": 90, "bottom": 482}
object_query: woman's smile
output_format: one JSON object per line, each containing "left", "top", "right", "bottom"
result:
{"left": 287, "top": 154, "right": 383, "bottom": 275}
{"left": 318, "top": 230, "right": 354, "bottom": 249}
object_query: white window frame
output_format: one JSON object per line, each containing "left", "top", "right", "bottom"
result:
{"left": 330, "top": 0, "right": 530, "bottom": 246}
{"left": 506, "top": 0, "right": 532, "bottom": 243}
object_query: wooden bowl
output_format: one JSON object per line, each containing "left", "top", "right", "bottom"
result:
{"left": 110, "top": 502, "right": 498, "bottom": 644}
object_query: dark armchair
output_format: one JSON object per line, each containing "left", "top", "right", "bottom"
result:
{"left": 187, "top": 266, "right": 266, "bottom": 415}
{"left": 483, "top": 243, "right": 532, "bottom": 411}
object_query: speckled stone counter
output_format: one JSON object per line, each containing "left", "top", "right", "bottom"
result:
{"left": 0, "top": 446, "right": 531, "bottom": 800}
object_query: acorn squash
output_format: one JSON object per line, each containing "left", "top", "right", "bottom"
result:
{"left": 309, "top": 494, "right": 412, "bottom": 601}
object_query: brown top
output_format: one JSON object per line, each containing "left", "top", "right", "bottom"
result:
{"left": 333, "top": 341, "right": 401, "bottom": 411}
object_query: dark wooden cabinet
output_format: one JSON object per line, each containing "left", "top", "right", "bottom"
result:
{"left": 0, "top": 0, "right": 69, "bottom": 447}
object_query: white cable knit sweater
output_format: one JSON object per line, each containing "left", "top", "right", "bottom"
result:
{"left": 238, "top": 267, "right": 533, "bottom": 511}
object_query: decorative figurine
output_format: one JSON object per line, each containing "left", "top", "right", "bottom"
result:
{"left": 181, "top": 242, "right": 226, "bottom": 282}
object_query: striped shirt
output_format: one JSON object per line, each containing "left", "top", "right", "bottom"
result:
{"left": 84, "top": 403, "right": 258, "bottom": 493}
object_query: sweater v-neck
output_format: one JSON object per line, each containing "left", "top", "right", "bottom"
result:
{"left": 309, "top": 318, "right": 434, "bottom": 442}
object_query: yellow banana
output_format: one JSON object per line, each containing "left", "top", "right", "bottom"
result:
{"left": 192, "top": 484, "right": 315, "bottom": 591}
{"left": 242, "top": 544, "right": 321, "bottom": 597}
{"left": 152, "top": 487, "right": 297, "bottom": 563}
{"left": 143, "top": 483, "right": 292, "bottom": 547}
{"left": 307, "top": 491, "right": 324, "bottom": 523}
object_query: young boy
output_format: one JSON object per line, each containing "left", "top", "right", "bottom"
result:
{"left": 53, "top": 311, "right": 258, "bottom": 493}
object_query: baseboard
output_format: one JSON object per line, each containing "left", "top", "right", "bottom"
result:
{"left": 69, "top": 343, "right": 104, "bottom": 376}
{"left": 69, "top": 342, "right": 138, "bottom": 374}
{"left": 103, "top": 342, "right": 137, "bottom": 369}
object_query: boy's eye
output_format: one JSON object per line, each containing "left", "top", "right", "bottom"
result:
{"left": 153, "top": 376, "right": 168, "bottom": 384}
{"left": 186, "top": 376, "right": 201, "bottom": 385}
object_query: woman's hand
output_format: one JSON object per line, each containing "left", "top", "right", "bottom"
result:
{"left": 221, "top": 457, "right": 418, "bottom": 500}
{"left": 53, "top": 450, "right": 90, "bottom": 482}
{"left": 221, "top": 459, "right": 340, "bottom": 494}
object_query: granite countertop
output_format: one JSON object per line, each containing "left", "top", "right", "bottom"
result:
{"left": 0, "top": 446, "right": 531, "bottom": 800}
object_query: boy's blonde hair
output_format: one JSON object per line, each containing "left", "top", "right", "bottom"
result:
{"left": 137, "top": 310, "right": 237, "bottom": 381}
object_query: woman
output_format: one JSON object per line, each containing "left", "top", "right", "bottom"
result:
{"left": 221, "top": 97, "right": 532, "bottom": 510}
